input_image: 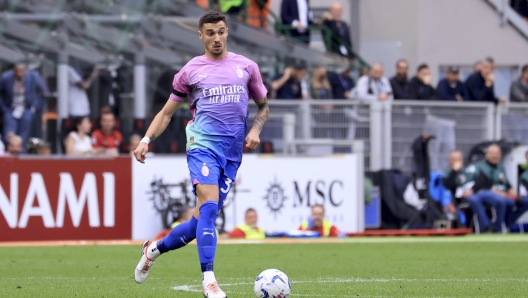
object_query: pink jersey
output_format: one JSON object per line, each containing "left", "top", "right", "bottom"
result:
{"left": 170, "top": 52, "right": 267, "bottom": 162}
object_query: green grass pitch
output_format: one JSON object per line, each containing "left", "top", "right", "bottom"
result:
{"left": 1, "top": 235, "right": 527, "bottom": 297}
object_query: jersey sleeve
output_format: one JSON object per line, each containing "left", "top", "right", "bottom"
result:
{"left": 248, "top": 62, "right": 268, "bottom": 100}
{"left": 169, "top": 67, "right": 191, "bottom": 102}
{"left": 227, "top": 228, "right": 246, "bottom": 238}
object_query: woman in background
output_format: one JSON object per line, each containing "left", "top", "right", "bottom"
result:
{"left": 310, "top": 66, "right": 332, "bottom": 99}
{"left": 64, "top": 116, "right": 96, "bottom": 155}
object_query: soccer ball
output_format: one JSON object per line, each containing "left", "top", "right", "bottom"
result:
{"left": 254, "top": 269, "right": 291, "bottom": 298}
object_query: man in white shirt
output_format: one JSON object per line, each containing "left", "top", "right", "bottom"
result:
{"left": 280, "top": 0, "right": 314, "bottom": 44}
{"left": 68, "top": 65, "right": 99, "bottom": 117}
{"left": 354, "top": 63, "right": 393, "bottom": 102}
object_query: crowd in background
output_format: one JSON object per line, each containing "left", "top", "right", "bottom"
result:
{"left": 1, "top": 0, "right": 528, "bottom": 157}
{"left": 0, "top": 63, "right": 136, "bottom": 157}
{"left": 266, "top": 57, "right": 528, "bottom": 103}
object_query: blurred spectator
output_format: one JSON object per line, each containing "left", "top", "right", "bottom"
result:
{"left": 468, "top": 145, "right": 528, "bottom": 232}
{"left": 299, "top": 205, "right": 345, "bottom": 237}
{"left": 35, "top": 140, "right": 51, "bottom": 155}
{"left": 129, "top": 134, "right": 141, "bottom": 155}
{"left": 441, "top": 150, "right": 464, "bottom": 217}
{"left": 436, "top": 66, "right": 468, "bottom": 101}
{"left": 477, "top": 145, "right": 528, "bottom": 231}
{"left": 328, "top": 63, "right": 355, "bottom": 99}
{"left": 389, "top": 59, "right": 411, "bottom": 100}
{"left": 473, "top": 60, "right": 482, "bottom": 73}
{"left": 68, "top": 65, "right": 99, "bottom": 118}
{"left": 409, "top": 64, "right": 435, "bottom": 100}
{"left": 155, "top": 205, "right": 195, "bottom": 240}
{"left": 509, "top": 64, "right": 528, "bottom": 102}
{"left": 322, "top": 2, "right": 353, "bottom": 58}
{"left": 196, "top": 0, "right": 211, "bottom": 9}
{"left": 443, "top": 147, "right": 505, "bottom": 232}
{"left": 247, "top": 0, "right": 271, "bottom": 28}
{"left": 359, "top": 67, "right": 369, "bottom": 77}
{"left": 355, "top": 63, "right": 393, "bottom": 101}
{"left": 65, "top": 116, "right": 96, "bottom": 156}
{"left": 280, "top": 0, "right": 314, "bottom": 44}
{"left": 4, "top": 135, "right": 23, "bottom": 156}
{"left": 172, "top": 205, "right": 195, "bottom": 228}
{"left": 98, "top": 66, "right": 123, "bottom": 117}
{"left": 310, "top": 66, "right": 332, "bottom": 99}
{"left": 465, "top": 58, "right": 506, "bottom": 103}
{"left": 216, "top": 0, "right": 246, "bottom": 17}
{"left": 226, "top": 208, "right": 265, "bottom": 239}
{"left": 270, "top": 60, "right": 307, "bottom": 100}
{"left": 91, "top": 111, "right": 122, "bottom": 156}
{"left": 0, "top": 64, "right": 49, "bottom": 152}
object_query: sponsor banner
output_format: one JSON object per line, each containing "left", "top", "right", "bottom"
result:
{"left": 132, "top": 154, "right": 362, "bottom": 240}
{"left": 0, "top": 157, "right": 132, "bottom": 241}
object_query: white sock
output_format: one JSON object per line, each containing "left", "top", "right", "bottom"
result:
{"left": 146, "top": 241, "right": 161, "bottom": 260}
{"left": 203, "top": 271, "right": 216, "bottom": 285}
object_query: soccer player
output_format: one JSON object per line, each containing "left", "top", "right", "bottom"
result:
{"left": 132, "top": 11, "right": 269, "bottom": 298}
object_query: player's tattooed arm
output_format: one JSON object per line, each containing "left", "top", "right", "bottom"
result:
{"left": 150, "top": 134, "right": 157, "bottom": 141}
{"left": 252, "top": 98, "right": 270, "bottom": 132}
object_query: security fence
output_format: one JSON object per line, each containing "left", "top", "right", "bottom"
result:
{"left": 253, "top": 100, "right": 528, "bottom": 173}
{"left": 498, "top": 103, "right": 528, "bottom": 144}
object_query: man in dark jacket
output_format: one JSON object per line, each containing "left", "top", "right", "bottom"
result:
{"left": 0, "top": 64, "right": 49, "bottom": 152}
{"left": 328, "top": 63, "right": 355, "bottom": 99}
{"left": 280, "top": 0, "right": 314, "bottom": 44}
{"left": 465, "top": 58, "right": 506, "bottom": 103}
{"left": 436, "top": 66, "right": 468, "bottom": 101}
{"left": 469, "top": 145, "right": 528, "bottom": 231}
{"left": 408, "top": 64, "right": 435, "bottom": 100}
{"left": 510, "top": 64, "right": 528, "bottom": 102}
{"left": 321, "top": 2, "right": 353, "bottom": 58}
{"left": 389, "top": 59, "right": 411, "bottom": 100}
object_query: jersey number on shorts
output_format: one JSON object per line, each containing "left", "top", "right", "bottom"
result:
{"left": 220, "top": 178, "right": 233, "bottom": 194}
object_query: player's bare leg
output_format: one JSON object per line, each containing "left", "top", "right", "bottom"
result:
{"left": 195, "top": 184, "right": 226, "bottom": 298}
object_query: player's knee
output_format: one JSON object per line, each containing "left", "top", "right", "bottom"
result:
{"left": 200, "top": 201, "right": 219, "bottom": 218}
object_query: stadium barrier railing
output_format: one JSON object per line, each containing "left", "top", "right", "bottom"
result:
{"left": 255, "top": 100, "right": 527, "bottom": 173}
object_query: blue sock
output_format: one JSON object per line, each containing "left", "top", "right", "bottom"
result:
{"left": 157, "top": 216, "right": 198, "bottom": 254}
{"left": 196, "top": 201, "right": 218, "bottom": 272}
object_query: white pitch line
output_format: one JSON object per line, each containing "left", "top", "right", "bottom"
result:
{"left": 171, "top": 277, "right": 528, "bottom": 295}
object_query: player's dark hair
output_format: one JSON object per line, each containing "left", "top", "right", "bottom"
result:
{"left": 485, "top": 57, "right": 495, "bottom": 64}
{"left": 73, "top": 116, "right": 90, "bottom": 132}
{"left": 417, "top": 63, "right": 429, "bottom": 72}
{"left": 199, "top": 11, "right": 226, "bottom": 29}
{"left": 246, "top": 208, "right": 257, "bottom": 215}
{"left": 522, "top": 64, "right": 528, "bottom": 74}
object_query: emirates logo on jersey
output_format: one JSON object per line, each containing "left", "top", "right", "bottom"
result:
{"left": 203, "top": 84, "right": 245, "bottom": 104}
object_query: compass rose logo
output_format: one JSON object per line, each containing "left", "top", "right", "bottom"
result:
{"left": 263, "top": 177, "right": 287, "bottom": 217}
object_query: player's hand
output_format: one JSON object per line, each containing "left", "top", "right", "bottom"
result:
{"left": 245, "top": 129, "right": 261, "bottom": 150}
{"left": 134, "top": 142, "right": 149, "bottom": 163}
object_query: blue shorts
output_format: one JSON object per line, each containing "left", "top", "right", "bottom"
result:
{"left": 187, "top": 148, "right": 241, "bottom": 209}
